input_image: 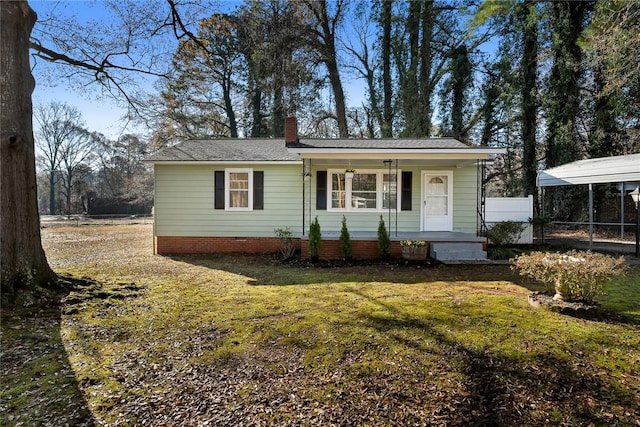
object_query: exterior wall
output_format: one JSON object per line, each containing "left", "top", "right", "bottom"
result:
{"left": 304, "top": 162, "right": 479, "bottom": 236}
{"left": 153, "top": 161, "right": 480, "bottom": 255}
{"left": 154, "top": 163, "right": 303, "bottom": 240}
{"left": 451, "top": 165, "right": 479, "bottom": 233}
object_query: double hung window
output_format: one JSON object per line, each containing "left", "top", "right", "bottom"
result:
{"left": 225, "top": 169, "right": 253, "bottom": 210}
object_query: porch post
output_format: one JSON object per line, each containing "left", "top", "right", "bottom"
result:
{"left": 541, "top": 187, "right": 545, "bottom": 245}
{"left": 384, "top": 160, "right": 392, "bottom": 237}
{"left": 302, "top": 159, "right": 306, "bottom": 236}
{"left": 395, "top": 159, "right": 398, "bottom": 237}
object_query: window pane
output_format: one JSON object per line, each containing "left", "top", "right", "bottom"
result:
{"left": 230, "top": 190, "right": 249, "bottom": 208}
{"left": 331, "top": 173, "right": 346, "bottom": 208}
{"left": 230, "top": 173, "right": 249, "bottom": 189}
{"left": 427, "top": 176, "right": 447, "bottom": 195}
{"left": 351, "top": 173, "right": 377, "bottom": 209}
{"left": 382, "top": 173, "right": 397, "bottom": 210}
{"left": 229, "top": 172, "right": 249, "bottom": 208}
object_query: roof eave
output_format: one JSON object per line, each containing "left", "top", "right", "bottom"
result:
{"left": 288, "top": 147, "right": 506, "bottom": 160}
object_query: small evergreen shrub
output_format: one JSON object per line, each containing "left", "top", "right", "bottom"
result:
{"left": 513, "top": 250, "right": 627, "bottom": 303}
{"left": 274, "top": 227, "right": 296, "bottom": 260}
{"left": 339, "top": 215, "right": 352, "bottom": 260}
{"left": 377, "top": 215, "right": 390, "bottom": 259}
{"left": 308, "top": 216, "right": 322, "bottom": 262}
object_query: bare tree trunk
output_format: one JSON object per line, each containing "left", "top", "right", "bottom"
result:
{"left": 49, "top": 171, "right": 56, "bottom": 214}
{"left": 381, "top": 0, "right": 393, "bottom": 138}
{"left": 304, "top": 0, "right": 349, "bottom": 138}
{"left": 521, "top": 0, "right": 538, "bottom": 202}
{"left": 1, "top": 1, "right": 56, "bottom": 303}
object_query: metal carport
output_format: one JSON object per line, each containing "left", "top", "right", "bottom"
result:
{"left": 536, "top": 153, "right": 640, "bottom": 251}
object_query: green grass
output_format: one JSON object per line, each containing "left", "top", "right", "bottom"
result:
{"left": 1, "top": 223, "right": 639, "bottom": 425}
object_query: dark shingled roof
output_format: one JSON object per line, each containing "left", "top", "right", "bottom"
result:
{"left": 291, "top": 138, "right": 469, "bottom": 149}
{"left": 147, "top": 137, "right": 476, "bottom": 162}
{"left": 147, "top": 139, "right": 299, "bottom": 162}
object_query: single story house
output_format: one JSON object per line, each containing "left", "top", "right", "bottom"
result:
{"left": 147, "top": 117, "right": 506, "bottom": 261}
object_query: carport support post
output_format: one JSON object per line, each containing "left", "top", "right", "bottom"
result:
{"left": 632, "top": 186, "right": 640, "bottom": 258}
{"left": 621, "top": 182, "right": 625, "bottom": 239}
{"left": 588, "top": 183, "right": 593, "bottom": 250}
{"left": 636, "top": 202, "right": 640, "bottom": 258}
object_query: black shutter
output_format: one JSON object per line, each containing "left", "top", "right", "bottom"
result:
{"left": 316, "top": 170, "right": 327, "bottom": 210}
{"left": 253, "top": 171, "right": 264, "bottom": 210}
{"left": 214, "top": 170, "right": 225, "bottom": 209}
{"left": 401, "top": 171, "right": 412, "bottom": 211}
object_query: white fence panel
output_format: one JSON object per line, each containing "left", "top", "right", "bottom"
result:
{"left": 485, "top": 195, "right": 534, "bottom": 244}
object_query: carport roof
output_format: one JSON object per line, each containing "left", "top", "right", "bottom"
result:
{"left": 536, "top": 153, "right": 640, "bottom": 187}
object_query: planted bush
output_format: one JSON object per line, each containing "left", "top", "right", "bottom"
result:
{"left": 377, "top": 215, "right": 390, "bottom": 259}
{"left": 308, "top": 216, "right": 322, "bottom": 262}
{"left": 339, "top": 215, "right": 352, "bottom": 261}
{"left": 487, "top": 221, "right": 526, "bottom": 260}
{"left": 487, "top": 221, "right": 525, "bottom": 247}
{"left": 274, "top": 227, "right": 296, "bottom": 260}
{"left": 513, "top": 250, "right": 627, "bottom": 303}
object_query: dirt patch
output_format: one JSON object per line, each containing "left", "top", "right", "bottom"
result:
{"left": 528, "top": 292, "right": 602, "bottom": 319}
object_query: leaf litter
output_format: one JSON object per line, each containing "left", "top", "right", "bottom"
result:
{"left": 1, "top": 223, "right": 637, "bottom": 426}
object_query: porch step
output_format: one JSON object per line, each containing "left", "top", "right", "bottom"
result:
{"left": 430, "top": 242, "right": 487, "bottom": 262}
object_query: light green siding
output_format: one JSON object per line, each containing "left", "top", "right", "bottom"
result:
{"left": 451, "top": 166, "right": 479, "bottom": 233}
{"left": 154, "top": 162, "right": 479, "bottom": 237}
{"left": 154, "top": 164, "right": 303, "bottom": 237}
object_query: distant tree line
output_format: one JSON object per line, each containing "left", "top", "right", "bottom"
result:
{"left": 34, "top": 102, "right": 153, "bottom": 216}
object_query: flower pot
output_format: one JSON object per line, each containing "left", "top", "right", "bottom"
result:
{"left": 345, "top": 172, "right": 354, "bottom": 179}
{"left": 402, "top": 246, "right": 427, "bottom": 260}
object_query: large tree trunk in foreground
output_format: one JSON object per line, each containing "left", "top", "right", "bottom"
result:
{"left": 1, "top": 1, "right": 56, "bottom": 303}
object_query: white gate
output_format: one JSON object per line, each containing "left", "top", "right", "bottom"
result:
{"left": 485, "top": 195, "right": 534, "bottom": 244}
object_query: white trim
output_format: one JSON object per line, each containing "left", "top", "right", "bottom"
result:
{"left": 421, "top": 171, "right": 453, "bottom": 231}
{"left": 289, "top": 148, "right": 506, "bottom": 154}
{"left": 225, "top": 168, "right": 253, "bottom": 211}
{"left": 327, "top": 168, "right": 401, "bottom": 212}
{"left": 292, "top": 151, "right": 503, "bottom": 160}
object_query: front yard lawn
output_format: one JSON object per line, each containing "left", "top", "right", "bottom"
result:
{"left": 2, "top": 224, "right": 639, "bottom": 425}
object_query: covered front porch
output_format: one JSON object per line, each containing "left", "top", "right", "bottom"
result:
{"left": 300, "top": 231, "right": 487, "bottom": 261}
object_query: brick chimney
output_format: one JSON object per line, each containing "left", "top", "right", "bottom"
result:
{"left": 285, "top": 116, "right": 298, "bottom": 147}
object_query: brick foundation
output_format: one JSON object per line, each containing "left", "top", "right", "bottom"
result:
{"left": 300, "top": 240, "right": 413, "bottom": 260}
{"left": 155, "top": 236, "right": 299, "bottom": 255}
{"left": 156, "top": 236, "right": 441, "bottom": 261}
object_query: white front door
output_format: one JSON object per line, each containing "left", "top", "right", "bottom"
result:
{"left": 422, "top": 171, "right": 453, "bottom": 231}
